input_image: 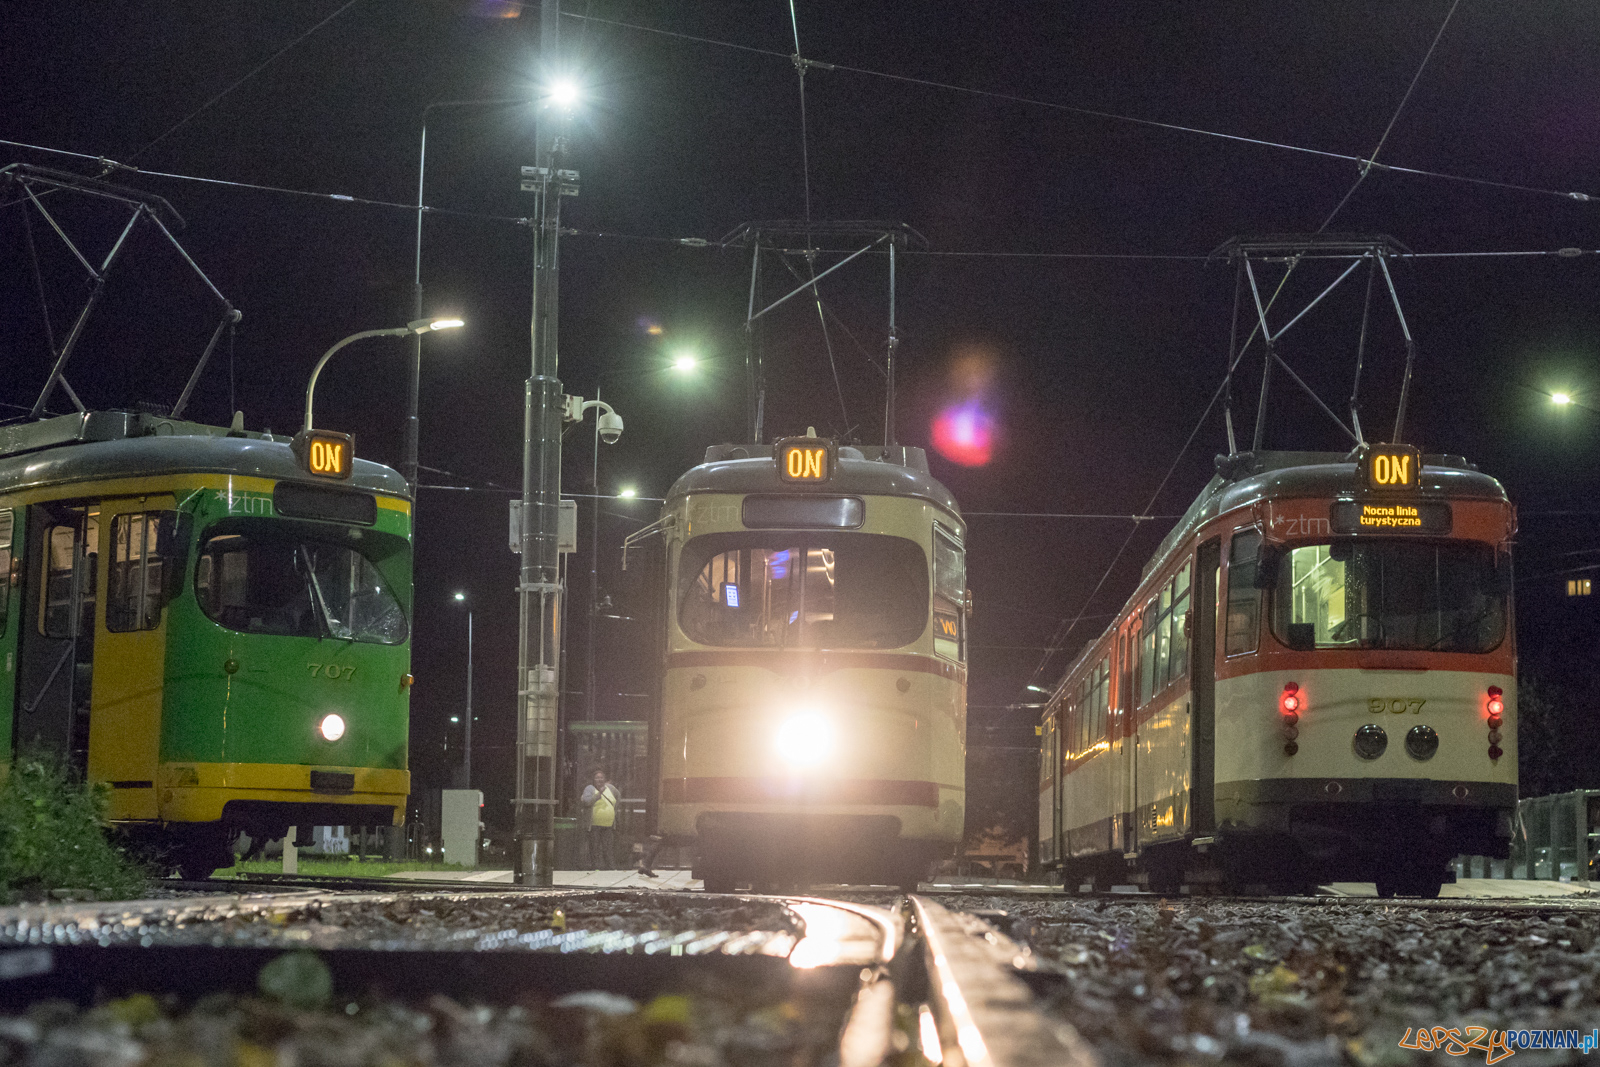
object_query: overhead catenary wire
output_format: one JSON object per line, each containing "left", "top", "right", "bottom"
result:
{"left": 559, "top": 10, "right": 1598, "bottom": 208}
{"left": 1318, "top": 0, "right": 1463, "bottom": 231}
{"left": 4, "top": 138, "right": 1598, "bottom": 263}
{"left": 130, "top": 0, "right": 365, "bottom": 163}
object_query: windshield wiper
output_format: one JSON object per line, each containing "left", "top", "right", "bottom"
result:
{"left": 298, "top": 544, "right": 345, "bottom": 641}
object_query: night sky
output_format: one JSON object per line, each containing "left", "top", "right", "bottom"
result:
{"left": 5, "top": 2, "right": 1599, "bottom": 836}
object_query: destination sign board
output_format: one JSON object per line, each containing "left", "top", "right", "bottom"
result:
{"left": 775, "top": 436, "right": 835, "bottom": 483}
{"left": 291, "top": 429, "right": 355, "bottom": 480}
{"left": 1330, "top": 500, "right": 1452, "bottom": 535}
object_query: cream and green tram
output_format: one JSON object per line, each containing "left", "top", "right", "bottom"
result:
{"left": 653, "top": 435, "right": 967, "bottom": 892}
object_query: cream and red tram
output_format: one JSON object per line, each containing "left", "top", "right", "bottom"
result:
{"left": 653, "top": 434, "right": 967, "bottom": 892}
{"left": 1038, "top": 446, "right": 1515, "bottom": 897}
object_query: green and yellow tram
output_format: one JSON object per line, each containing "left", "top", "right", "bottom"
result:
{"left": 0, "top": 411, "right": 412, "bottom": 877}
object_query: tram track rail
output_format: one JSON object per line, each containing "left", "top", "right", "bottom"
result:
{"left": 0, "top": 888, "right": 1095, "bottom": 1067}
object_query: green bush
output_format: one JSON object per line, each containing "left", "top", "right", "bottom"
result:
{"left": 0, "top": 754, "right": 147, "bottom": 903}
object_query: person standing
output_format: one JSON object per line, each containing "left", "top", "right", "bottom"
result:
{"left": 580, "top": 768, "right": 619, "bottom": 869}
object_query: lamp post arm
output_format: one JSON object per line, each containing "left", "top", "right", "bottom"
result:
{"left": 304, "top": 327, "right": 410, "bottom": 432}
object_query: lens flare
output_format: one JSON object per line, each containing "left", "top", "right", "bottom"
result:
{"left": 931, "top": 398, "right": 996, "bottom": 466}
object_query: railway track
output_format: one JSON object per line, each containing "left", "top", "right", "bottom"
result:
{"left": 0, "top": 887, "right": 1094, "bottom": 1067}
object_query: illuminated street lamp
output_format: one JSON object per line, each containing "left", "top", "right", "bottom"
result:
{"left": 408, "top": 80, "right": 581, "bottom": 495}
{"left": 304, "top": 318, "right": 461, "bottom": 432}
{"left": 453, "top": 591, "right": 474, "bottom": 788}
{"left": 671, "top": 352, "right": 699, "bottom": 373}
{"left": 617, "top": 487, "right": 638, "bottom": 499}
{"left": 1553, "top": 392, "right": 1573, "bottom": 406}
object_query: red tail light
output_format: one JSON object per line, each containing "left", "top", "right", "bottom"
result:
{"left": 1486, "top": 685, "right": 1504, "bottom": 723}
{"left": 1280, "top": 682, "right": 1301, "bottom": 715}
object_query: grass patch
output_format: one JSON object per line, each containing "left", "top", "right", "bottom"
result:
{"left": 214, "top": 858, "right": 473, "bottom": 880}
{"left": 0, "top": 754, "right": 148, "bottom": 903}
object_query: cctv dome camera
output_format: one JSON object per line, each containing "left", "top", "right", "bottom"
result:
{"left": 597, "top": 410, "right": 624, "bottom": 444}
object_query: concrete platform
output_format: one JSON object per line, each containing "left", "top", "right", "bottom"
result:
{"left": 387, "top": 868, "right": 702, "bottom": 890}
{"left": 1325, "top": 878, "right": 1597, "bottom": 898}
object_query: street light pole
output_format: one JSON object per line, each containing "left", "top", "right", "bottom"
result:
{"left": 514, "top": 0, "right": 569, "bottom": 886}
{"left": 409, "top": 96, "right": 530, "bottom": 498}
{"left": 453, "top": 592, "right": 474, "bottom": 787}
{"left": 588, "top": 385, "right": 601, "bottom": 723}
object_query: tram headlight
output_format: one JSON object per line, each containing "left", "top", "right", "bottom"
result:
{"left": 319, "top": 713, "right": 347, "bottom": 742}
{"left": 774, "top": 712, "right": 835, "bottom": 770}
{"left": 1353, "top": 724, "right": 1387, "bottom": 761}
{"left": 1405, "top": 724, "right": 1439, "bottom": 761}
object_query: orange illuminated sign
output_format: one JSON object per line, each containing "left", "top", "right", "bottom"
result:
{"left": 1363, "top": 445, "right": 1420, "bottom": 490}
{"left": 775, "top": 437, "right": 834, "bottom": 483}
{"left": 291, "top": 429, "right": 355, "bottom": 480}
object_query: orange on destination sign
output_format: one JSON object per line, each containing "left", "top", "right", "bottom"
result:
{"left": 776, "top": 437, "right": 834, "bottom": 483}
{"left": 292, "top": 429, "right": 355, "bottom": 480}
{"left": 1364, "top": 444, "right": 1420, "bottom": 490}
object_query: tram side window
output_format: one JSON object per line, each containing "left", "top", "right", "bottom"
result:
{"left": 107, "top": 512, "right": 182, "bottom": 632}
{"left": 0, "top": 509, "right": 12, "bottom": 638}
{"left": 1138, "top": 603, "right": 1156, "bottom": 705}
{"left": 1168, "top": 563, "right": 1191, "bottom": 685}
{"left": 1225, "top": 530, "right": 1263, "bottom": 655}
{"left": 933, "top": 526, "right": 966, "bottom": 662}
{"left": 42, "top": 513, "right": 99, "bottom": 639}
{"left": 1089, "top": 658, "right": 1109, "bottom": 745}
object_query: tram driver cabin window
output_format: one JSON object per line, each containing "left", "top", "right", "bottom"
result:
{"left": 1272, "top": 540, "right": 1506, "bottom": 652}
{"left": 678, "top": 533, "right": 928, "bottom": 650}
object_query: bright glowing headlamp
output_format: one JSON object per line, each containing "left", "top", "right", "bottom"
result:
{"left": 774, "top": 711, "right": 835, "bottom": 770}
{"left": 319, "top": 713, "right": 346, "bottom": 742}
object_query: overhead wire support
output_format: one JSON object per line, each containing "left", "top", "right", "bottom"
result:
{"left": 2, "top": 163, "right": 240, "bottom": 420}
{"left": 726, "top": 221, "right": 926, "bottom": 445}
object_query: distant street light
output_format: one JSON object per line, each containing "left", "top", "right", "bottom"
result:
{"left": 303, "top": 318, "right": 462, "bottom": 432}
{"left": 1552, "top": 392, "right": 1574, "bottom": 406}
{"left": 549, "top": 78, "right": 581, "bottom": 109}
{"left": 617, "top": 487, "right": 637, "bottom": 499}
{"left": 672, "top": 352, "right": 699, "bottom": 373}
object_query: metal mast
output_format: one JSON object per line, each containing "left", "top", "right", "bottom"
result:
{"left": 513, "top": 0, "right": 567, "bottom": 886}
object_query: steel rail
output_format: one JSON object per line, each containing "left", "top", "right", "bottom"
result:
{"left": 910, "top": 895, "right": 1097, "bottom": 1067}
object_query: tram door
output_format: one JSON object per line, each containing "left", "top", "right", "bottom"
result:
{"left": 0, "top": 509, "right": 17, "bottom": 753}
{"left": 16, "top": 502, "right": 100, "bottom": 772}
{"left": 1191, "top": 540, "right": 1221, "bottom": 836}
{"left": 87, "top": 497, "right": 178, "bottom": 820}
{"left": 1112, "top": 629, "right": 1136, "bottom": 855}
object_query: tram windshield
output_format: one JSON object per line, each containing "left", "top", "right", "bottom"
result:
{"left": 679, "top": 533, "right": 927, "bottom": 649}
{"left": 195, "top": 528, "right": 408, "bottom": 644}
{"left": 1272, "top": 540, "right": 1505, "bottom": 652}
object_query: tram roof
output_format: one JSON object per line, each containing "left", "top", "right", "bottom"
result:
{"left": 0, "top": 411, "right": 408, "bottom": 498}
{"left": 1141, "top": 449, "right": 1508, "bottom": 580}
{"left": 666, "top": 442, "right": 961, "bottom": 521}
